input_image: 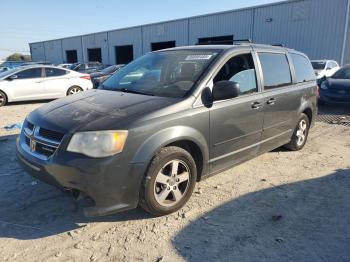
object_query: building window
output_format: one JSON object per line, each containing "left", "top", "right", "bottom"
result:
{"left": 115, "top": 45, "right": 134, "bottom": 64}
{"left": 197, "top": 35, "right": 234, "bottom": 45}
{"left": 87, "top": 48, "right": 102, "bottom": 62}
{"left": 151, "top": 41, "right": 176, "bottom": 51}
{"left": 66, "top": 50, "right": 77, "bottom": 63}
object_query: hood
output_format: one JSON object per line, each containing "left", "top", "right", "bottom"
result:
{"left": 326, "top": 78, "right": 350, "bottom": 90}
{"left": 27, "top": 89, "right": 178, "bottom": 133}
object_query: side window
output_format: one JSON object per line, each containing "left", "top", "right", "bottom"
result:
{"left": 290, "top": 53, "right": 316, "bottom": 83}
{"left": 16, "top": 68, "right": 42, "bottom": 79}
{"left": 213, "top": 53, "right": 258, "bottom": 95}
{"left": 258, "top": 53, "right": 292, "bottom": 90}
{"left": 45, "top": 68, "right": 67, "bottom": 77}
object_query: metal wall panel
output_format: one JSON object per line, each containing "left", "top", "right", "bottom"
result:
{"left": 142, "top": 20, "right": 189, "bottom": 53}
{"left": 82, "top": 32, "right": 109, "bottom": 64}
{"left": 30, "top": 0, "right": 349, "bottom": 65}
{"left": 189, "top": 9, "right": 253, "bottom": 45}
{"left": 253, "top": 0, "right": 348, "bottom": 63}
{"left": 43, "top": 40, "right": 63, "bottom": 64}
{"left": 61, "top": 36, "right": 83, "bottom": 63}
{"left": 30, "top": 43, "right": 45, "bottom": 62}
{"left": 108, "top": 27, "right": 142, "bottom": 64}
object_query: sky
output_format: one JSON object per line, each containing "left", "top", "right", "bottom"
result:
{"left": 0, "top": 0, "right": 280, "bottom": 59}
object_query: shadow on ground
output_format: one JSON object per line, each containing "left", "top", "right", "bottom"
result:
{"left": 173, "top": 169, "right": 350, "bottom": 262}
{"left": 0, "top": 135, "right": 150, "bottom": 240}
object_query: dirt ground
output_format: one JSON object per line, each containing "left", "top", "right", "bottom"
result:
{"left": 0, "top": 101, "right": 350, "bottom": 262}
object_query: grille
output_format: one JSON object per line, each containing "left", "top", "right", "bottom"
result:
{"left": 38, "top": 127, "right": 64, "bottom": 142}
{"left": 35, "top": 143, "right": 57, "bottom": 157}
{"left": 21, "top": 123, "right": 65, "bottom": 159}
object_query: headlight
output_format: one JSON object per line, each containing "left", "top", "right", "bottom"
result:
{"left": 320, "top": 81, "right": 328, "bottom": 90}
{"left": 67, "top": 131, "right": 128, "bottom": 158}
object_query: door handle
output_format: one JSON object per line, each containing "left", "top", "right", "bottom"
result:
{"left": 251, "top": 101, "right": 262, "bottom": 109}
{"left": 267, "top": 98, "right": 276, "bottom": 105}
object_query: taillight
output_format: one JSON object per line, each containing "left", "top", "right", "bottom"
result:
{"left": 80, "top": 75, "right": 91, "bottom": 81}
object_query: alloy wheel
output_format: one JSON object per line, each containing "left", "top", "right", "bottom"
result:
{"left": 68, "top": 87, "right": 82, "bottom": 95}
{"left": 296, "top": 119, "right": 307, "bottom": 146}
{"left": 154, "top": 159, "right": 191, "bottom": 207}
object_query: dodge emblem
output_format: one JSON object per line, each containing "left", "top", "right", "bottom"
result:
{"left": 30, "top": 139, "right": 36, "bottom": 152}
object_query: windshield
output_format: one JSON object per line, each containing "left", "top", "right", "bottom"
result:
{"left": 332, "top": 67, "right": 350, "bottom": 79}
{"left": 100, "top": 50, "right": 220, "bottom": 98}
{"left": 311, "top": 61, "right": 326, "bottom": 70}
{"left": 0, "top": 68, "right": 19, "bottom": 79}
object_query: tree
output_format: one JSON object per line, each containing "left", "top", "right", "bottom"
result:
{"left": 6, "top": 53, "right": 31, "bottom": 62}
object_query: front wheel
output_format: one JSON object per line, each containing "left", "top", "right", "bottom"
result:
{"left": 284, "top": 113, "right": 310, "bottom": 151}
{"left": 0, "top": 91, "right": 7, "bottom": 107}
{"left": 67, "top": 86, "right": 83, "bottom": 96}
{"left": 140, "top": 146, "right": 197, "bottom": 216}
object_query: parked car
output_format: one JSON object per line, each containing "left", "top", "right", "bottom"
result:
{"left": 57, "top": 63, "right": 73, "bottom": 69}
{"left": 311, "top": 60, "right": 340, "bottom": 84}
{"left": 70, "top": 62, "right": 104, "bottom": 74}
{"left": 17, "top": 44, "right": 317, "bottom": 217}
{"left": 90, "top": 64, "right": 124, "bottom": 88}
{"left": 0, "top": 65, "right": 93, "bottom": 106}
{"left": 319, "top": 64, "right": 350, "bottom": 104}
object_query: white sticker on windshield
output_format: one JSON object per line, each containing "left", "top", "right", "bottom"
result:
{"left": 185, "top": 55, "right": 213, "bottom": 61}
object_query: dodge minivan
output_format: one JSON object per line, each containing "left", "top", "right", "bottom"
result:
{"left": 17, "top": 44, "right": 317, "bottom": 216}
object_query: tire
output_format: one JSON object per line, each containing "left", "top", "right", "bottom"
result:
{"left": 284, "top": 113, "right": 310, "bottom": 151}
{"left": 67, "top": 86, "right": 83, "bottom": 96}
{"left": 140, "top": 146, "right": 197, "bottom": 216}
{"left": 0, "top": 91, "right": 7, "bottom": 107}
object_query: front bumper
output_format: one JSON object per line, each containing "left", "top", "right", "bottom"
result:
{"left": 16, "top": 136, "right": 146, "bottom": 217}
{"left": 319, "top": 91, "right": 350, "bottom": 104}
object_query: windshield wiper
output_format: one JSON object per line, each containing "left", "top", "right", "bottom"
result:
{"left": 118, "top": 88, "right": 154, "bottom": 96}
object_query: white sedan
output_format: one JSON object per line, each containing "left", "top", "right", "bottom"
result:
{"left": 0, "top": 65, "right": 93, "bottom": 106}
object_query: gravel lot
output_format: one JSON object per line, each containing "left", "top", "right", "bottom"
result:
{"left": 0, "top": 101, "right": 350, "bottom": 262}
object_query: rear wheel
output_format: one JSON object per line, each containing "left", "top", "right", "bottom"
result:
{"left": 140, "top": 146, "right": 197, "bottom": 216}
{"left": 67, "top": 86, "right": 83, "bottom": 96}
{"left": 0, "top": 91, "right": 7, "bottom": 107}
{"left": 284, "top": 113, "right": 310, "bottom": 151}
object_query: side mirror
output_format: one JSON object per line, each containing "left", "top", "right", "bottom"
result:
{"left": 326, "top": 67, "right": 332, "bottom": 71}
{"left": 7, "top": 74, "right": 18, "bottom": 81}
{"left": 212, "top": 81, "right": 240, "bottom": 101}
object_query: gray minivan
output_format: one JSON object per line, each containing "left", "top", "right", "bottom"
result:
{"left": 17, "top": 44, "right": 318, "bottom": 216}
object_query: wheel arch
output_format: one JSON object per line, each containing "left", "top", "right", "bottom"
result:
{"left": 131, "top": 126, "right": 209, "bottom": 181}
{"left": 0, "top": 89, "right": 9, "bottom": 103}
{"left": 298, "top": 101, "right": 316, "bottom": 127}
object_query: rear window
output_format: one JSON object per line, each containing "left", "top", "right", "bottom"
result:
{"left": 258, "top": 53, "right": 292, "bottom": 90}
{"left": 311, "top": 61, "right": 326, "bottom": 70}
{"left": 290, "top": 53, "right": 316, "bottom": 83}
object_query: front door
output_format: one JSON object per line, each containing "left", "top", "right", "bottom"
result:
{"left": 10, "top": 67, "right": 45, "bottom": 101}
{"left": 209, "top": 52, "right": 264, "bottom": 174}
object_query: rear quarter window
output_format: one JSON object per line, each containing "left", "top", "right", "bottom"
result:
{"left": 290, "top": 53, "right": 316, "bottom": 83}
{"left": 258, "top": 53, "right": 292, "bottom": 90}
{"left": 45, "top": 68, "right": 67, "bottom": 77}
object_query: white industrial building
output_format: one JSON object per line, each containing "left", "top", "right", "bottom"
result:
{"left": 30, "top": 0, "right": 350, "bottom": 65}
